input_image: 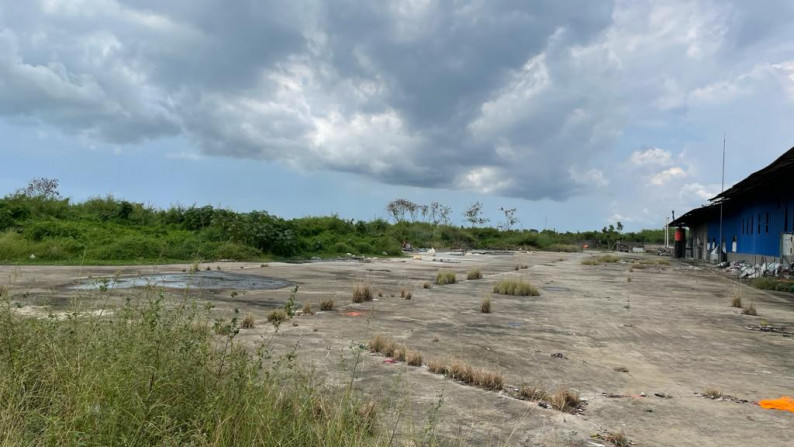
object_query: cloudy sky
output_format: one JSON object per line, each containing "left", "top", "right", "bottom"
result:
{"left": 2, "top": 0, "right": 794, "bottom": 231}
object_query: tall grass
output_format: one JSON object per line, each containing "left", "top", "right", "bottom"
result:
{"left": 435, "top": 270, "right": 456, "bottom": 285}
{"left": 0, "top": 291, "right": 390, "bottom": 446}
{"left": 492, "top": 278, "right": 539, "bottom": 296}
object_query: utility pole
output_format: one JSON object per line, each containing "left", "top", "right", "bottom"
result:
{"left": 665, "top": 216, "right": 670, "bottom": 249}
{"left": 718, "top": 132, "right": 726, "bottom": 262}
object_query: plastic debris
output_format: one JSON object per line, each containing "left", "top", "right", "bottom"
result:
{"left": 758, "top": 396, "right": 794, "bottom": 412}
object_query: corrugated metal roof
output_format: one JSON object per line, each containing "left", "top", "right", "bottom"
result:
{"left": 711, "top": 145, "right": 794, "bottom": 202}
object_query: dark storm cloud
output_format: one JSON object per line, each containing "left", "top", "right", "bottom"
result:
{"left": 1, "top": 0, "right": 793, "bottom": 202}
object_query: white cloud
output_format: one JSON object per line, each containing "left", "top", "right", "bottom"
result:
{"left": 649, "top": 166, "right": 688, "bottom": 186}
{"left": 680, "top": 183, "right": 719, "bottom": 201}
{"left": 630, "top": 147, "right": 674, "bottom": 167}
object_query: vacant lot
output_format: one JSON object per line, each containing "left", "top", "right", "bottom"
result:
{"left": 2, "top": 252, "right": 792, "bottom": 446}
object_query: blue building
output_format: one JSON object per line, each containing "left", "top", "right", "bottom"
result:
{"left": 671, "top": 145, "right": 794, "bottom": 264}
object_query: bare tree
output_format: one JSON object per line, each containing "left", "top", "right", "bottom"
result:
{"left": 499, "top": 207, "right": 519, "bottom": 231}
{"left": 21, "top": 178, "right": 60, "bottom": 199}
{"left": 464, "top": 201, "right": 489, "bottom": 227}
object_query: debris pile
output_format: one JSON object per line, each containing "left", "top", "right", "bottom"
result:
{"left": 720, "top": 260, "right": 786, "bottom": 279}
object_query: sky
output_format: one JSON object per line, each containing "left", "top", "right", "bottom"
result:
{"left": 2, "top": 0, "right": 794, "bottom": 231}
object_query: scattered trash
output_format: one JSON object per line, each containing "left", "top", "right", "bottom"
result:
{"left": 538, "top": 402, "right": 551, "bottom": 409}
{"left": 344, "top": 311, "right": 365, "bottom": 317}
{"left": 654, "top": 393, "right": 672, "bottom": 399}
{"left": 550, "top": 353, "right": 567, "bottom": 359}
{"left": 758, "top": 396, "right": 794, "bottom": 412}
{"left": 744, "top": 324, "right": 792, "bottom": 336}
{"left": 383, "top": 358, "right": 397, "bottom": 365}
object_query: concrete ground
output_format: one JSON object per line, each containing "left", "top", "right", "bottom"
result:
{"left": 2, "top": 251, "right": 792, "bottom": 446}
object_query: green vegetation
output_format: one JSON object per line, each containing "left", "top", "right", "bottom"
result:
{"left": 480, "top": 296, "right": 492, "bottom": 313}
{"left": 750, "top": 277, "right": 794, "bottom": 293}
{"left": 581, "top": 254, "right": 621, "bottom": 265}
{"left": 0, "top": 180, "right": 665, "bottom": 264}
{"left": 352, "top": 282, "right": 374, "bottom": 303}
{"left": 0, "top": 292, "right": 390, "bottom": 446}
{"left": 435, "top": 270, "right": 456, "bottom": 285}
{"left": 466, "top": 268, "right": 483, "bottom": 280}
{"left": 492, "top": 278, "right": 540, "bottom": 296}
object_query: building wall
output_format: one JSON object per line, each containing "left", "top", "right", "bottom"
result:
{"left": 702, "top": 197, "right": 794, "bottom": 258}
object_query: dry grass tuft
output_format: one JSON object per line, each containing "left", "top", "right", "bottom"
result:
{"left": 400, "top": 288, "right": 407, "bottom": 298}
{"left": 581, "top": 258, "right": 599, "bottom": 266}
{"left": 467, "top": 268, "right": 483, "bottom": 280}
{"left": 606, "top": 430, "right": 630, "bottom": 447}
{"left": 703, "top": 388, "right": 723, "bottom": 399}
{"left": 240, "top": 313, "right": 255, "bottom": 329}
{"left": 493, "top": 278, "right": 539, "bottom": 296}
{"left": 742, "top": 302, "right": 757, "bottom": 316}
{"left": 480, "top": 296, "right": 491, "bottom": 313}
{"left": 549, "top": 387, "right": 580, "bottom": 412}
{"left": 404, "top": 291, "right": 412, "bottom": 300}
{"left": 518, "top": 385, "right": 548, "bottom": 401}
{"left": 406, "top": 350, "right": 423, "bottom": 367}
{"left": 423, "top": 282, "right": 432, "bottom": 289}
{"left": 427, "top": 360, "right": 447, "bottom": 374}
{"left": 302, "top": 303, "right": 314, "bottom": 315}
{"left": 352, "top": 282, "right": 374, "bottom": 303}
{"left": 368, "top": 334, "right": 388, "bottom": 353}
{"left": 435, "top": 270, "right": 457, "bottom": 285}
{"left": 442, "top": 359, "right": 503, "bottom": 390}
{"left": 267, "top": 309, "right": 287, "bottom": 325}
{"left": 731, "top": 295, "right": 742, "bottom": 308}
{"left": 319, "top": 298, "right": 334, "bottom": 311}
{"left": 613, "top": 366, "right": 629, "bottom": 373}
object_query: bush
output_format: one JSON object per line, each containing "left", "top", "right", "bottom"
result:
{"left": 492, "top": 279, "right": 539, "bottom": 296}
{"left": 742, "top": 303, "right": 757, "bottom": 316}
{"left": 546, "top": 244, "right": 580, "bottom": 252}
{"left": 466, "top": 268, "right": 482, "bottom": 280}
{"left": 241, "top": 313, "right": 255, "bottom": 329}
{"left": 267, "top": 309, "right": 288, "bottom": 325}
{"left": 405, "top": 350, "right": 423, "bottom": 367}
{"left": 435, "top": 270, "right": 456, "bottom": 285}
{"left": 550, "top": 387, "right": 580, "bottom": 412}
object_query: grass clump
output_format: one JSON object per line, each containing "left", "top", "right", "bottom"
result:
{"left": 423, "top": 282, "right": 432, "bottom": 289}
{"left": 435, "top": 270, "right": 456, "bottom": 285}
{"left": 439, "top": 360, "right": 504, "bottom": 391}
{"left": 750, "top": 277, "right": 794, "bottom": 293}
{"left": 492, "top": 278, "right": 539, "bottom": 296}
{"left": 613, "top": 366, "right": 629, "bottom": 373}
{"left": 427, "top": 360, "right": 447, "bottom": 374}
{"left": 514, "top": 264, "right": 529, "bottom": 271}
{"left": 404, "top": 291, "right": 412, "bottom": 300}
{"left": 742, "top": 302, "right": 757, "bottom": 316}
{"left": 581, "top": 258, "right": 599, "bottom": 266}
{"left": 466, "top": 268, "right": 483, "bottom": 280}
{"left": 319, "top": 297, "right": 334, "bottom": 311}
{"left": 605, "top": 431, "right": 630, "bottom": 447}
{"left": 352, "top": 282, "right": 374, "bottom": 303}
{"left": 302, "top": 303, "right": 314, "bottom": 315}
{"left": 518, "top": 385, "right": 548, "bottom": 401}
{"left": 582, "top": 254, "right": 621, "bottom": 265}
{"left": 703, "top": 388, "right": 723, "bottom": 399}
{"left": 405, "top": 350, "right": 423, "bottom": 367}
{"left": 546, "top": 244, "right": 580, "bottom": 252}
{"left": 480, "top": 296, "right": 491, "bottom": 313}
{"left": 241, "top": 312, "right": 255, "bottom": 329}
{"left": 549, "top": 387, "right": 580, "bottom": 412}
{"left": 731, "top": 295, "right": 742, "bottom": 308}
{"left": 0, "top": 292, "right": 388, "bottom": 446}
{"left": 267, "top": 309, "right": 288, "bottom": 325}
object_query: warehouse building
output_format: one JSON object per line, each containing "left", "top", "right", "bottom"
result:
{"left": 670, "top": 145, "right": 794, "bottom": 265}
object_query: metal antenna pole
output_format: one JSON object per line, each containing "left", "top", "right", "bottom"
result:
{"left": 718, "top": 132, "right": 726, "bottom": 261}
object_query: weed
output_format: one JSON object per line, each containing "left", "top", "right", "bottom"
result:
{"left": 742, "top": 302, "right": 757, "bottom": 316}
{"left": 492, "top": 278, "right": 539, "bottom": 296}
{"left": 467, "top": 268, "right": 483, "bottom": 280}
{"left": 613, "top": 366, "right": 629, "bottom": 373}
{"left": 423, "top": 282, "right": 432, "bottom": 289}
{"left": 549, "top": 387, "right": 580, "bottom": 412}
{"left": 703, "top": 388, "right": 723, "bottom": 399}
{"left": 435, "top": 270, "right": 456, "bottom": 285}
{"left": 352, "top": 282, "right": 374, "bottom": 303}
{"left": 480, "top": 296, "right": 491, "bottom": 313}
{"left": 319, "top": 298, "right": 334, "bottom": 311}
{"left": 240, "top": 313, "right": 255, "bottom": 329}
{"left": 581, "top": 258, "right": 599, "bottom": 266}
{"left": 302, "top": 303, "right": 314, "bottom": 315}
{"left": 731, "top": 295, "right": 742, "bottom": 308}
{"left": 400, "top": 288, "right": 407, "bottom": 298}
{"left": 605, "top": 430, "right": 630, "bottom": 447}
{"left": 406, "top": 350, "right": 423, "bottom": 367}
{"left": 518, "top": 385, "right": 548, "bottom": 401}
{"left": 267, "top": 309, "right": 287, "bottom": 327}
{"left": 404, "top": 291, "right": 412, "bottom": 300}
{"left": 427, "top": 360, "right": 447, "bottom": 374}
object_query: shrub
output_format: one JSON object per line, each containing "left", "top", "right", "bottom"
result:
{"left": 302, "top": 303, "right": 314, "bottom": 315}
{"left": 427, "top": 360, "right": 447, "bottom": 374}
{"left": 319, "top": 298, "right": 334, "bottom": 311}
{"left": 352, "top": 282, "right": 373, "bottom": 303}
{"left": 368, "top": 335, "right": 388, "bottom": 353}
{"left": 742, "top": 303, "right": 757, "bottom": 316}
{"left": 241, "top": 313, "right": 255, "bottom": 329}
{"left": 550, "top": 387, "right": 580, "bottom": 412}
{"left": 423, "top": 282, "right": 431, "bottom": 289}
{"left": 406, "top": 350, "right": 423, "bottom": 367}
{"left": 267, "top": 309, "right": 288, "bottom": 325}
{"left": 466, "top": 268, "right": 483, "bottom": 280}
{"left": 731, "top": 295, "right": 742, "bottom": 308}
{"left": 480, "top": 296, "right": 491, "bottom": 313}
{"left": 492, "top": 278, "right": 539, "bottom": 296}
{"left": 435, "top": 270, "right": 456, "bottom": 285}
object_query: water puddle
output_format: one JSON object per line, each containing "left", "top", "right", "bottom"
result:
{"left": 542, "top": 286, "right": 569, "bottom": 292}
{"left": 71, "top": 271, "right": 293, "bottom": 291}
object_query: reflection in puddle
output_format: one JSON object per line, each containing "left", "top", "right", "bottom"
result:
{"left": 71, "top": 271, "right": 293, "bottom": 291}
